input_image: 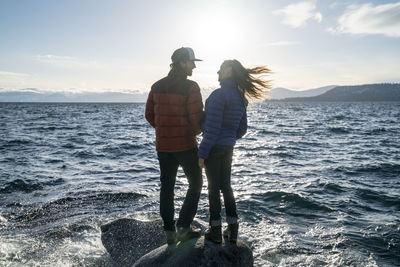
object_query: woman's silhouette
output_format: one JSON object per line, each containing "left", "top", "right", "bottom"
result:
{"left": 198, "top": 59, "right": 272, "bottom": 243}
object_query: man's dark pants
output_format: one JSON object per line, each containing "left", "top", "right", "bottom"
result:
{"left": 157, "top": 148, "right": 203, "bottom": 231}
{"left": 205, "top": 145, "right": 238, "bottom": 226}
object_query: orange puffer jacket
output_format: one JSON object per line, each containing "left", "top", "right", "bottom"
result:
{"left": 145, "top": 68, "right": 204, "bottom": 152}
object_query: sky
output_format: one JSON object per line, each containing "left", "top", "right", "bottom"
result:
{"left": 1, "top": 0, "right": 400, "bottom": 93}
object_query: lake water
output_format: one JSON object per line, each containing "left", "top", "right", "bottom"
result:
{"left": 0, "top": 102, "right": 399, "bottom": 266}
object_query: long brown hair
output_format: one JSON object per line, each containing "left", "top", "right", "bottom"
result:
{"left": 223, "top": 59, "right": 272, "bottom": 101}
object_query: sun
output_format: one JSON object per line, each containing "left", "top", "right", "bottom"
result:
{"left": 191, "top": 7, "right": 245, "bottom": 63}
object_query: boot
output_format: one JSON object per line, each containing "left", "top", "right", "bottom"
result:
{"left": 223, "top": 223, "right": 239, "bottom": 243}
{"left": 164, "top": 230, "right": 176, "bottom": 245}
{"left": 205, "top": 226, "right": 222, "bottom": 244}
{"left": 177, "top": 226, "right": 201, "bottom": 242}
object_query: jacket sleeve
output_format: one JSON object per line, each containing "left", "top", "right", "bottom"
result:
{"left": 198, "top": 90, "right": 225, "bottom": 159}
{"left": 187, "top": 83, "right": 204, "bottom": 135}
{"left": 145, "top": 90, "right": 155, "bottom": 128}
{"left": 236, "top": 110, "right": 247, "bottom": 139}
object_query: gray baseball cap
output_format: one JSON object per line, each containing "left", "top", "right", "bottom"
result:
{"left": 171, "top": 47, "right": 202, "bottom": 63}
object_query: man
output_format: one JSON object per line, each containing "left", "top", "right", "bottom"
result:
{"left": 145, "top": 47, "right": 204, "bottom": 244}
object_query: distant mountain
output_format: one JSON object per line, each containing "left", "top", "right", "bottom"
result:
{"left": 0, "top": 88, "right": 147, "bottom": 102}
{"left": 3, "top": 83, "right": 399, "bottom": 102}
{"left": 281, "top": 83, "right": 400, "bottom": 102}
{"left": 268, "top": 85, "right": 336, "bottom": 99}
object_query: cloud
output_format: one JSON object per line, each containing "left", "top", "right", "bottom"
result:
{"left": 0, "top": 71, "right": 30, "bottom": 77}
{"left": 336, "top": 2, "right": 400, "bottom": 37}
{"left": 35, "top": 54, "right": 106, "bottom": 69}
{"left": 274, "top": 1, "right": 322, "bottom": 28}
{"left": 265, "top": 41, "right": 301, "bottom": 46}
{"left": 0, "top": 71, "right": 31, "bottom": 85}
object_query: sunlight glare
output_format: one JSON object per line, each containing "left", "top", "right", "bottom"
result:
{"left": 192, "top": 7, "right": 244, "bottom": 63}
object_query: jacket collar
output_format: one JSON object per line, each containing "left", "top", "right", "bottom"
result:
{"left": 220, "top": 78, "right": 236, "bottom": 88}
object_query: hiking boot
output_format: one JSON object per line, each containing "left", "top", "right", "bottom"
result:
{"left": 177, "top": 227, "right": 201, "bottom": 242}
{"left": 205, "top": 226, "right": 222, "bottom": 244}
{"left": 165, "top": 230, "right": 177, "bottom": 245}
{"left": 223, "top": 223, "right": 239, "bottom": 243}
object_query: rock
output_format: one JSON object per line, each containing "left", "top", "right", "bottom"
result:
{"left": 101, "top": 218, "right": 165, "bottom": 265}
{"left": 101, "top": 218, "right": 207, "bottom": 266}
{"left": 133, "top": 236, "right": 253, "bottom": 267}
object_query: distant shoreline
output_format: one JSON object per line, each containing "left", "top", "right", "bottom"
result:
{"left": 2, "top": 83, "right": 399, "bottom": 102}
{"left": 0, "top": 101, "right": 146, "bottom": 104}
{"left": 2, "top": 100, "right": 400, "bottom": 104}
{"left": 265, "top": 99, "right": 400, "bottom": 102}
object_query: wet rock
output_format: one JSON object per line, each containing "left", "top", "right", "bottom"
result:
{"left": 101, "top": 218, "right": 165, "bottom": 265}
{"left": 133, "top": 236, "right": 253, "bottom": 267}
{"left": 100, "top": 218, "right": 207, "bottom": 266}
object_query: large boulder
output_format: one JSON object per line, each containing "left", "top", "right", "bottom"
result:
{"left": 100, "top": 218, "right": 207, "bottom": 266}
{"left": 101, "top": 218, "right": 165, "bottom": 265}
{"left": 133, "top": 236, "right": 253, "bottom": 267}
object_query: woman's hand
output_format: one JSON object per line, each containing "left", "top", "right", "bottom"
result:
{"left": 198, "top": 158, "right": 205, "bottom": 169}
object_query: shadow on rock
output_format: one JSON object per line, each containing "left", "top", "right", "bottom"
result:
{"left": 133, "top": 236, "right": 253, "bottom": 267}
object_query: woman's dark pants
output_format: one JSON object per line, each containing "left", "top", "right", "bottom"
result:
{"left": 157, "top": 148, "right": 203, "bottom": 231}
{"left": 205, "top": 145, "right": 238, "bottom": 226}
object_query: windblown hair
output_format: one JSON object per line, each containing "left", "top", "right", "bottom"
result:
{"left": 223, "top": 59, "right": 272, "bottom": 101}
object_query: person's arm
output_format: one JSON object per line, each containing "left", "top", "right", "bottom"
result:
{"left": 236, "top": 110, "right": 247, "bottom": 139}
{"left": 145, "top": 90, "right": 155, "bottom": 127}
{"left": 198, "top": 90, "right": 225, "bottom": 160}
{"left": 186, "top": 83, "right": 204, "bottom": 135}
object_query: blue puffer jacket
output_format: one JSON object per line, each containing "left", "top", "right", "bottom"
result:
{"left": 198, "top": 79, "right": 247, "bottom": 159}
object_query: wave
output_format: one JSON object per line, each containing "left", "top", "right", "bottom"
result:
{"left": 356, "top": 188, "right": 400, "bottom": 210}
{"left": 328, "top": 126, "right": 350, "bottom": 134}
{"left": 60, "top": 143, "right": 85, "bottom": 149}
{"left": 64, "top": 191, "right": 147, "bottom": 204}
{"left": 364, "top": 127, "right": 386, "bottom": 135}
{"left": 252, "top": 191, "right": 333, "bottom": 213}
{"left": 33, "top": 125, "right": 81, "bottom": 132}
{"left": 332, "top": 114, "right": 346, "bottom": 120}
{"left": 341, "top": 222, "right": 400, "bottom": 266}
{"left": 66, "top": 136, "right": 87, "bottom": 145}
{"left": 333, "top": 163, "right": 400, "bottom": 177}
{"left": 41, "top": 222, "right": 97, "bottom": 240}
{"left": 84, "top": 165, "right": 158, "bottom": 175}
{"left": 258, "top": 129, "right": 279, "bottom": 135}
{"left": 100, "top": 143, "right": 145, "bottom": 156}
{"left": 322, "top": 182, "right": 346, "bottom": 194}
{"left": 13, "top": 191, "right": 146, "bottom": 223}
{"left": 305, "top": 181, "right": 347, "bottom": 194}
{"left": 270, "top": 152, "right": 296, "bottom": 158}
{"left": 44, "top": 158, "right": 64, "bottom": 164}
{"left": 71, "top": 149, "right": 105, "bottom": 159}
{"left": 355, "top": 163, "right": 400, "bottom": 174}
{"left": 0, "top": 178, "right": 65, "bottom": 194}
{"left": 2, "top": 139, "right": 34, "bottom": 147}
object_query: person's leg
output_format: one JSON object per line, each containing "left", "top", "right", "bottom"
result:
{"left": 204, "top": 145, "right": 224, "bottom": 243}
{"left": 219, "top": 146, "right": 239, "bottom": 242}
{"left": 219, "top": 146, "right": 238, "bottom": 224}
{"left": 205, "top": 146, "right": 223, "bottom": 227}
{"left": 175, "top": 148, "right": 203, "bottom": 228}
{"left": 157, "top": 152, "right": 179, "bottom": 231}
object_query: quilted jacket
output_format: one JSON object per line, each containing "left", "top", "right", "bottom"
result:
{"left": 145, "top": 68, "right": 204, "bottom": 152}
{"left": 198, "top": 79, "right": 247, "bottom": 159}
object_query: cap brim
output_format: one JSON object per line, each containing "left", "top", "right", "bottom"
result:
{"left": 192, "top": 59, "right": 202, "bottom": 61}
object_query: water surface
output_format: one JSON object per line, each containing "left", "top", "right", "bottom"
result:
{"left": 0, "top": 102, "right": 399, "bottom": 266}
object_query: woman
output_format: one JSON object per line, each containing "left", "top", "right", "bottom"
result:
{"left": 198, "top": 59, "right": 272, "bottom": 243}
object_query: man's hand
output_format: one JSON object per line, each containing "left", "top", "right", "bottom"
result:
{"left": 198, "top": 158, "right": 205, "bottom": 169}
